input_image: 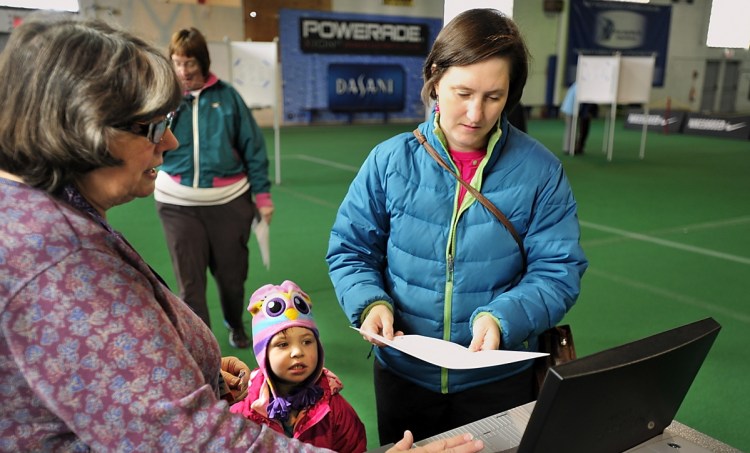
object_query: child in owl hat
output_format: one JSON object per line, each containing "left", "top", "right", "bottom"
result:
{"left": 229, "top": 280, "right": 366, "bottom": 453}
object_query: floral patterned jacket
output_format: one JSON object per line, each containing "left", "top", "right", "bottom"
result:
{"left": 0, "top": 178, "right": 326, "bottom": 452}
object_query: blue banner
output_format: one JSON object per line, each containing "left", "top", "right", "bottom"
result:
{"left": 279, "top": 8, "right": 442, "bottom": 124}
{"left": 567, "top": 0, "right": 671, "bottom": 86}
{"left": 328, "top": 64, "right": 405, "bottom": 111}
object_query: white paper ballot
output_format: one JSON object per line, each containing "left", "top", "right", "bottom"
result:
{"left": 251, "top": 214, "right": 270, "bottom": 270}
{"left": 351, "top": 326, "right": 548, "bottom": 370}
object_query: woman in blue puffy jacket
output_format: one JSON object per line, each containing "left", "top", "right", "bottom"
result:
{"left": 326, "top": 8, "right": 588, "bottom": 445}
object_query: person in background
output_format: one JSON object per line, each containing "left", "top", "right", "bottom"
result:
{"left": 327, "top": 8, "right": 588, "bottom": 445}
{"left": 0, "top": 13, "right": 483, "bottom": 453}
{"left": 155, "top": 27, "right": 273, "bottom": 349}
{"left": 231, "top": 281, "right": 367, "bottom": 453}
{"left": 560, "top": 81, "right": 598, "bottom": 155}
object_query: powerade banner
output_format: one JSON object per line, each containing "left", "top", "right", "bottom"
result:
{"left": 567, "top": 0, "right": 671, "bottom": 86}
{"left": 280, "top": 8, "right": 442, "bottom": 124}
{"left": 328, "top": 64, "right": 405, "bottom": 111}
{"left": 300, "top": 18, "right": 429, "bottom": 55}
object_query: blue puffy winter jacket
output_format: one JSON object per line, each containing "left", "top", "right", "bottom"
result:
{"left": 327, "top": 112, "right": 588, "bottom": 393}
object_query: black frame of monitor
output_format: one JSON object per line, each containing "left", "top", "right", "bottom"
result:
{"left": 518, "top": 317, "right": 721, "bottom": 453}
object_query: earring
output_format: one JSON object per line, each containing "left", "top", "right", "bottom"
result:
{"left": 434, "top": 96, "right": 440, "bottom": 113}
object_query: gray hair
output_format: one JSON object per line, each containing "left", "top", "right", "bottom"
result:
{"left": 0, "top": 13, "right": 182, "bottom": 193}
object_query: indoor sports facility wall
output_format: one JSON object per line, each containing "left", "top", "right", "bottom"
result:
{"left": 278, "top": 8, "right": 442, "bottom": 125}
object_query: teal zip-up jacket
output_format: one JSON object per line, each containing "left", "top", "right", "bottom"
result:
{"left": 161, "top": 73, "right": 271, "bottom": 194}
{"left": 326, "top": 112, "right": 588, "bottom": 394}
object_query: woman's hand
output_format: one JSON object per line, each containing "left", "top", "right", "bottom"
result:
{"left": 258, "top": 205, "right": 274, "bottom": 225}
{"left": 468, "top": 315, "right": 501, "bottom": 352}
{"left": 360, "top": 304, "right": 402, "bottom": 347}
{"left": 387, "top": 431, "right": 483, "bottom": 453}
{"left": 220, "top": 356, "right": 251, "bottom": 403}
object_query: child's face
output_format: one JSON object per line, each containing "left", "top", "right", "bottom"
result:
{"left": 267, "top": 327, "right": 318, "bottom": 386}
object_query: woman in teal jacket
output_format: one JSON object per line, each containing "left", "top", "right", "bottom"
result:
{"left": 155, "top": 28, "right": 274, "bottom": 350}
{"left": 326, "top": 9, "right": 588, "bottom": 445}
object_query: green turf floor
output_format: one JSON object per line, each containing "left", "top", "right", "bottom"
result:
{"left": 109, "top": 117, "right": 750, "bottom": 451}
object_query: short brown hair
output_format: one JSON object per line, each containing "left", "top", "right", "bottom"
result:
{"left": 0, "top": 13, "right": 182, "bottom": 193}
{"left": 169, "top": 27, "right": 211, "bottom": 78}
{"left": 421, "top": 9, "right": 530, "bottom": 112}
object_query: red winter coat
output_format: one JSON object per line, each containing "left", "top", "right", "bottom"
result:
{"left": 230, "top": 368, "right": 366, "bottom": 453}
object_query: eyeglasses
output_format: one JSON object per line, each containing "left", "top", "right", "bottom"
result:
{"left": 172, "top": 59, "right": 200, "bottom": 71}
{"left": 116, "top": 112, "right": 174, "bottom": 144}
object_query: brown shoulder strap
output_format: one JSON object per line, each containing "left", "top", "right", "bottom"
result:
{"left": 413, "top": 129, "right": 527, "bottom": 273}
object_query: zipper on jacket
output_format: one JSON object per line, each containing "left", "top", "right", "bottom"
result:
{"left": 441, "top": 152, "right": 462, "bottom": 394}
{"left": 191, "top": 93, "right": 200, "bottom": 188}
{"left": 442, "top": 246, "right": 455, "bottom": 394}
{"left": 433, "top": 119, "right": 501, "bottom": 393}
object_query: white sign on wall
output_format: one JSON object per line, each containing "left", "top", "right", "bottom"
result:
{"left": 208, "top": 40, "right": 278, "bottom": 109}
{"left": 229, "top": 41, "right": 277, "bottom": 109}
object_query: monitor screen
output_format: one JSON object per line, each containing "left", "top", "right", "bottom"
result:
{"left": 518, "top": 317, "right": 721, "bottom": 453}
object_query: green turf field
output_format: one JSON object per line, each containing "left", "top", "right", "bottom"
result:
{"left": 110, "top": 117, "right": 750, "bottom": 451}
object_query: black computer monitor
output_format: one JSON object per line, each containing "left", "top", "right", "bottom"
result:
{"left": 518, "top": 317, "right": 721, "bottom": 453}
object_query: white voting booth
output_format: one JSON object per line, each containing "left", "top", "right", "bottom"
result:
{"left": 208, "top": 40, "right": 282, "bottom": 183}
{"left": 572, "top": 53, "right": 655, "bottom": 161}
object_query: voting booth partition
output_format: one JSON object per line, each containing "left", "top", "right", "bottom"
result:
{"left": 208, "top": 40, "right": 282, "bottom": 184}
{"left": 573, "top": 53, "right": 656, "bottom": 161}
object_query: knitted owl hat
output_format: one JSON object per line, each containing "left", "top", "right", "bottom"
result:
{"left": 248, "top": 280, "right": 325, "bottom": 421}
